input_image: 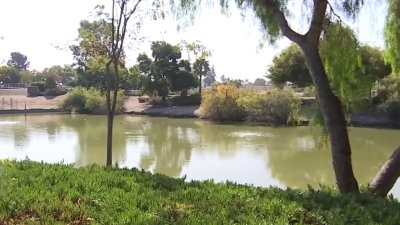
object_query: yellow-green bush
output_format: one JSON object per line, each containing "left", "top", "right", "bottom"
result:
{"left": 60, "top": 87, "right": 124, "bottom": 114}
{"left": 237, "top": 87, "right": 301, "bottom": 124}
{"left": 199, "top": 84, "right": 246, "bottom": 121}
{"left": 199, "top": 84, "right": 301, "bottom": 124}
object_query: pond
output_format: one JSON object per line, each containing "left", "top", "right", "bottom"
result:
{"left": 1, "top": 114, "right": 400, "bottom": 196}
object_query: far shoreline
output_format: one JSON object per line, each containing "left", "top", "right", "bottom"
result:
{"left": 1, "top": 105, "right": 400, "bottom": 129}
{"left": 1, "top": 90, "right": 399, "bottom": 129}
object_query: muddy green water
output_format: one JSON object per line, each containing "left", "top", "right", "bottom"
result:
{"left": 1, "top": 114, "right": 400, "bottom": 196}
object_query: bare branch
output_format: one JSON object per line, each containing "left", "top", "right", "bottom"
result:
{"left": 327, "top": 1, "right": 343, "bottom": 23}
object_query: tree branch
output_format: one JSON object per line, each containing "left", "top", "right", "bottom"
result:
{"left": 306, "top": 0, "right": 328, "bottom": 44}
{"left": 262, "top": 0, "right": 305, "bottom": 44}
{"left": 327, "top": 0, "right": 343, "bottom": 23}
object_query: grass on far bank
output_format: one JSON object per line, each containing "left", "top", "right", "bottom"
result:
{"left": 1, "top": 160, "right": 400, "bottom": 225}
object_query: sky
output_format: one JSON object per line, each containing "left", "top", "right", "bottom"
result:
{"left": 0, "top": 0, "right": 388, "bottom": 82}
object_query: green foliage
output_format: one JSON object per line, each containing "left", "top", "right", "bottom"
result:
{"left": 373, "top": 74, "right": 400, "bottom": 118}
{"left": 7, "top": 52, "right": 29, "bottom": 71}
{"left": 30, "top": 81, "right": 46, "bottom": 93}
{"left": 137, "top": 41, "right": 199, "bottom": 98}
{"left": 199, "top": 84, "right": 301, "bottom": 124}
{"left": 268, "top": 44, "right": 312, "bottom": 88}
{"left": 384, "top": 0, "right": 400, "bottom": 73}
{"left": 193, "top": 57, "right": 210, "bottom": 94}
{"left": 303, "top": 86, "right": 316, "bottom": 97}
{"left": 237, "top": 87, "right": 301, "bottom": 124}
{"left": 60, "top": 87, "right": 124, "bottom": 114}
{"left": 199, "top": 84, "right": 246, "bottom": 121}
{"left": 2, "top": 160, "right": 400, "bottom": 225}
{"left": 321, "top": 22, "right": 366, "bottom": 108}
{"left": 0, "top": 65, "right": 19, "bottom": 84}
{"left": 359, "top": 45, "right": 391, "bottom": 82}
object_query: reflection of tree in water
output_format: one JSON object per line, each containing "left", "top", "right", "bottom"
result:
{"left": 133, "top": 117, "right": 196, "bottom": 177}
{"left": 5, "top": 115, "right": 63, "bottom": 149}
{"left": 60, "top": 115, "right": 127, "bottom": 166}
{"left": 266, "top": 127, "right": 400, "bottom": 188}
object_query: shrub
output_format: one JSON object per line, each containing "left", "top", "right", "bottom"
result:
{"left": 237, "top": 87, "right": 301, "bottom": 124}
{"left": 303, "top": 86, "right": 316, "bottom": 97}
{"left": 60, "top": 87, "right": 124, "bottom": 114}
{"left": 30, "top": 81, "right": 46, "bottom": 93}
{"left": 60, "top": 87, "right": 87, "bottom": 113}
{"left": 169, "top": 94, "right": 201, "bottom": 106}
{"left": 44, "top": 86, "right": 68, "bottom": 96}
{"left": 199, "top": 84, "right": 246, "bottom": 121}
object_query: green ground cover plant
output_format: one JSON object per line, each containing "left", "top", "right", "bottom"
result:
{"left": 1, "top": 160, "right": 400, "bottom": 225}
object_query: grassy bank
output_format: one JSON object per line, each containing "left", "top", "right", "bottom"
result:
{"left": 1, "top": 161, "right": 400, "bottom": 225}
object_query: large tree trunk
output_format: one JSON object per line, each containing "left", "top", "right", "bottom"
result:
{"left": 301, "top": 44, "right": 359, "bottom": 193}
{"left": 370, "top": 146, "right": 400, "bottom": 197}
{"left": 106, "top": 113, "right": 114, "bottom": 166}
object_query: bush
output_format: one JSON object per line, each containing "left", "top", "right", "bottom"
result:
{"left": 237, "top": 87, "right": 301, "bottom": 124}
{"left": 30, "top": 81, "right": 46, "bottom": 93}
{"left": 199, "top": 85, "right": 301, "bottom": 124}
{"left": 199, "top": 84, "right": 246, "bottom": 121}
{"left": 44, "top": 86, "right": 68, "bottom": 96}
{"left": 169, "top": 94, "right": 201, "bottom": 106}
{"left": 60, "top": 87, "right": 87, "bottom": 113}
{"left": 302, "top": 86, "right": 316, "bottom": 97}
{"left": 60, "top": 87, "right": 124, "bottom": 114}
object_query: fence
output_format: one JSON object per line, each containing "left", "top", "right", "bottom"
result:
{"left": 0, "top": 97, "right": 25, "bottom": 110}
{"left": 0, "top": 83, "right": 26, "bottom": 89}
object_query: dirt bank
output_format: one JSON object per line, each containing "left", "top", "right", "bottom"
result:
{"left": 124, "top": 96, "right": 199, "bottom": 118}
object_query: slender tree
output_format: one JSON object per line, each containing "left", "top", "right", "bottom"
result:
{"left": 172, "top": 0, "right": 400, "bottom": 195}
{"left": 183, "top": 41, "right": 211, "bottom": 95}
{"left": 105, "top": 0, "right": 163, "bottom": 166}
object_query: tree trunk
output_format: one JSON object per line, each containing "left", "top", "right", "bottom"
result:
{"left": 199, "top": 74, "right": 202, "bottom": 96}
{"left": 370, "top": 146, "right": 400, "bottom": 197}
{"left": 301, "top": 44, "right": 359, "bottom": 193}
{"left": 106, "top": 113, "right": 114, "bottom": 166}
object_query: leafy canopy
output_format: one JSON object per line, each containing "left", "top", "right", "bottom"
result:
{"left": 384, "top": 0, "right": 400, "bottom": 73}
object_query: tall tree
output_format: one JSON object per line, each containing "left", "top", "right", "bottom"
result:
{"left": 193, "top": 58, "right": 210, "bottom": 95}
{"left": 268, "top": 44, "right": 312, "bottom": 87}
{"left": 183, "top": 41, "right": 211, "bottom": 95}
{"left": 204, "top": 65, "right": 216, "bottom": 87}
{"left": 172, "top": 0, "right": 400, "bottom": 194}
{"left": 138, "top": 41, "right": 198, "bottom": 97}
{"left": 70, "top": 19, "right": 112, "bottom": 88}
{"left": 7, "top": 52, "right": 29, "bottom": 71}
{"left": 253, "top": 78, "right": 266, "bottom": 86}
{"left": 104, "top": 0, "right": 159, "bottom": 166}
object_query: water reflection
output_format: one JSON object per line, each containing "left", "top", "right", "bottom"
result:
{"left": 60, "top": 115, "right": 127, "bottom": 166}
{"left": 0, "top": 114, "right": 399, "bottom": 197}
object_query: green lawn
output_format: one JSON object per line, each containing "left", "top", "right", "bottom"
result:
{"left": 1, "top": 160, "right": 400, "bottom": 225}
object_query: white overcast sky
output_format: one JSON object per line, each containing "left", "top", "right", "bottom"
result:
{"left": 0, "top": 0, "right": 387, "bottom": 81}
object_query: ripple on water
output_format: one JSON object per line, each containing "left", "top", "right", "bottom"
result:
{"left": 230, "top": 131, "right": 274, "bottom": 138}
